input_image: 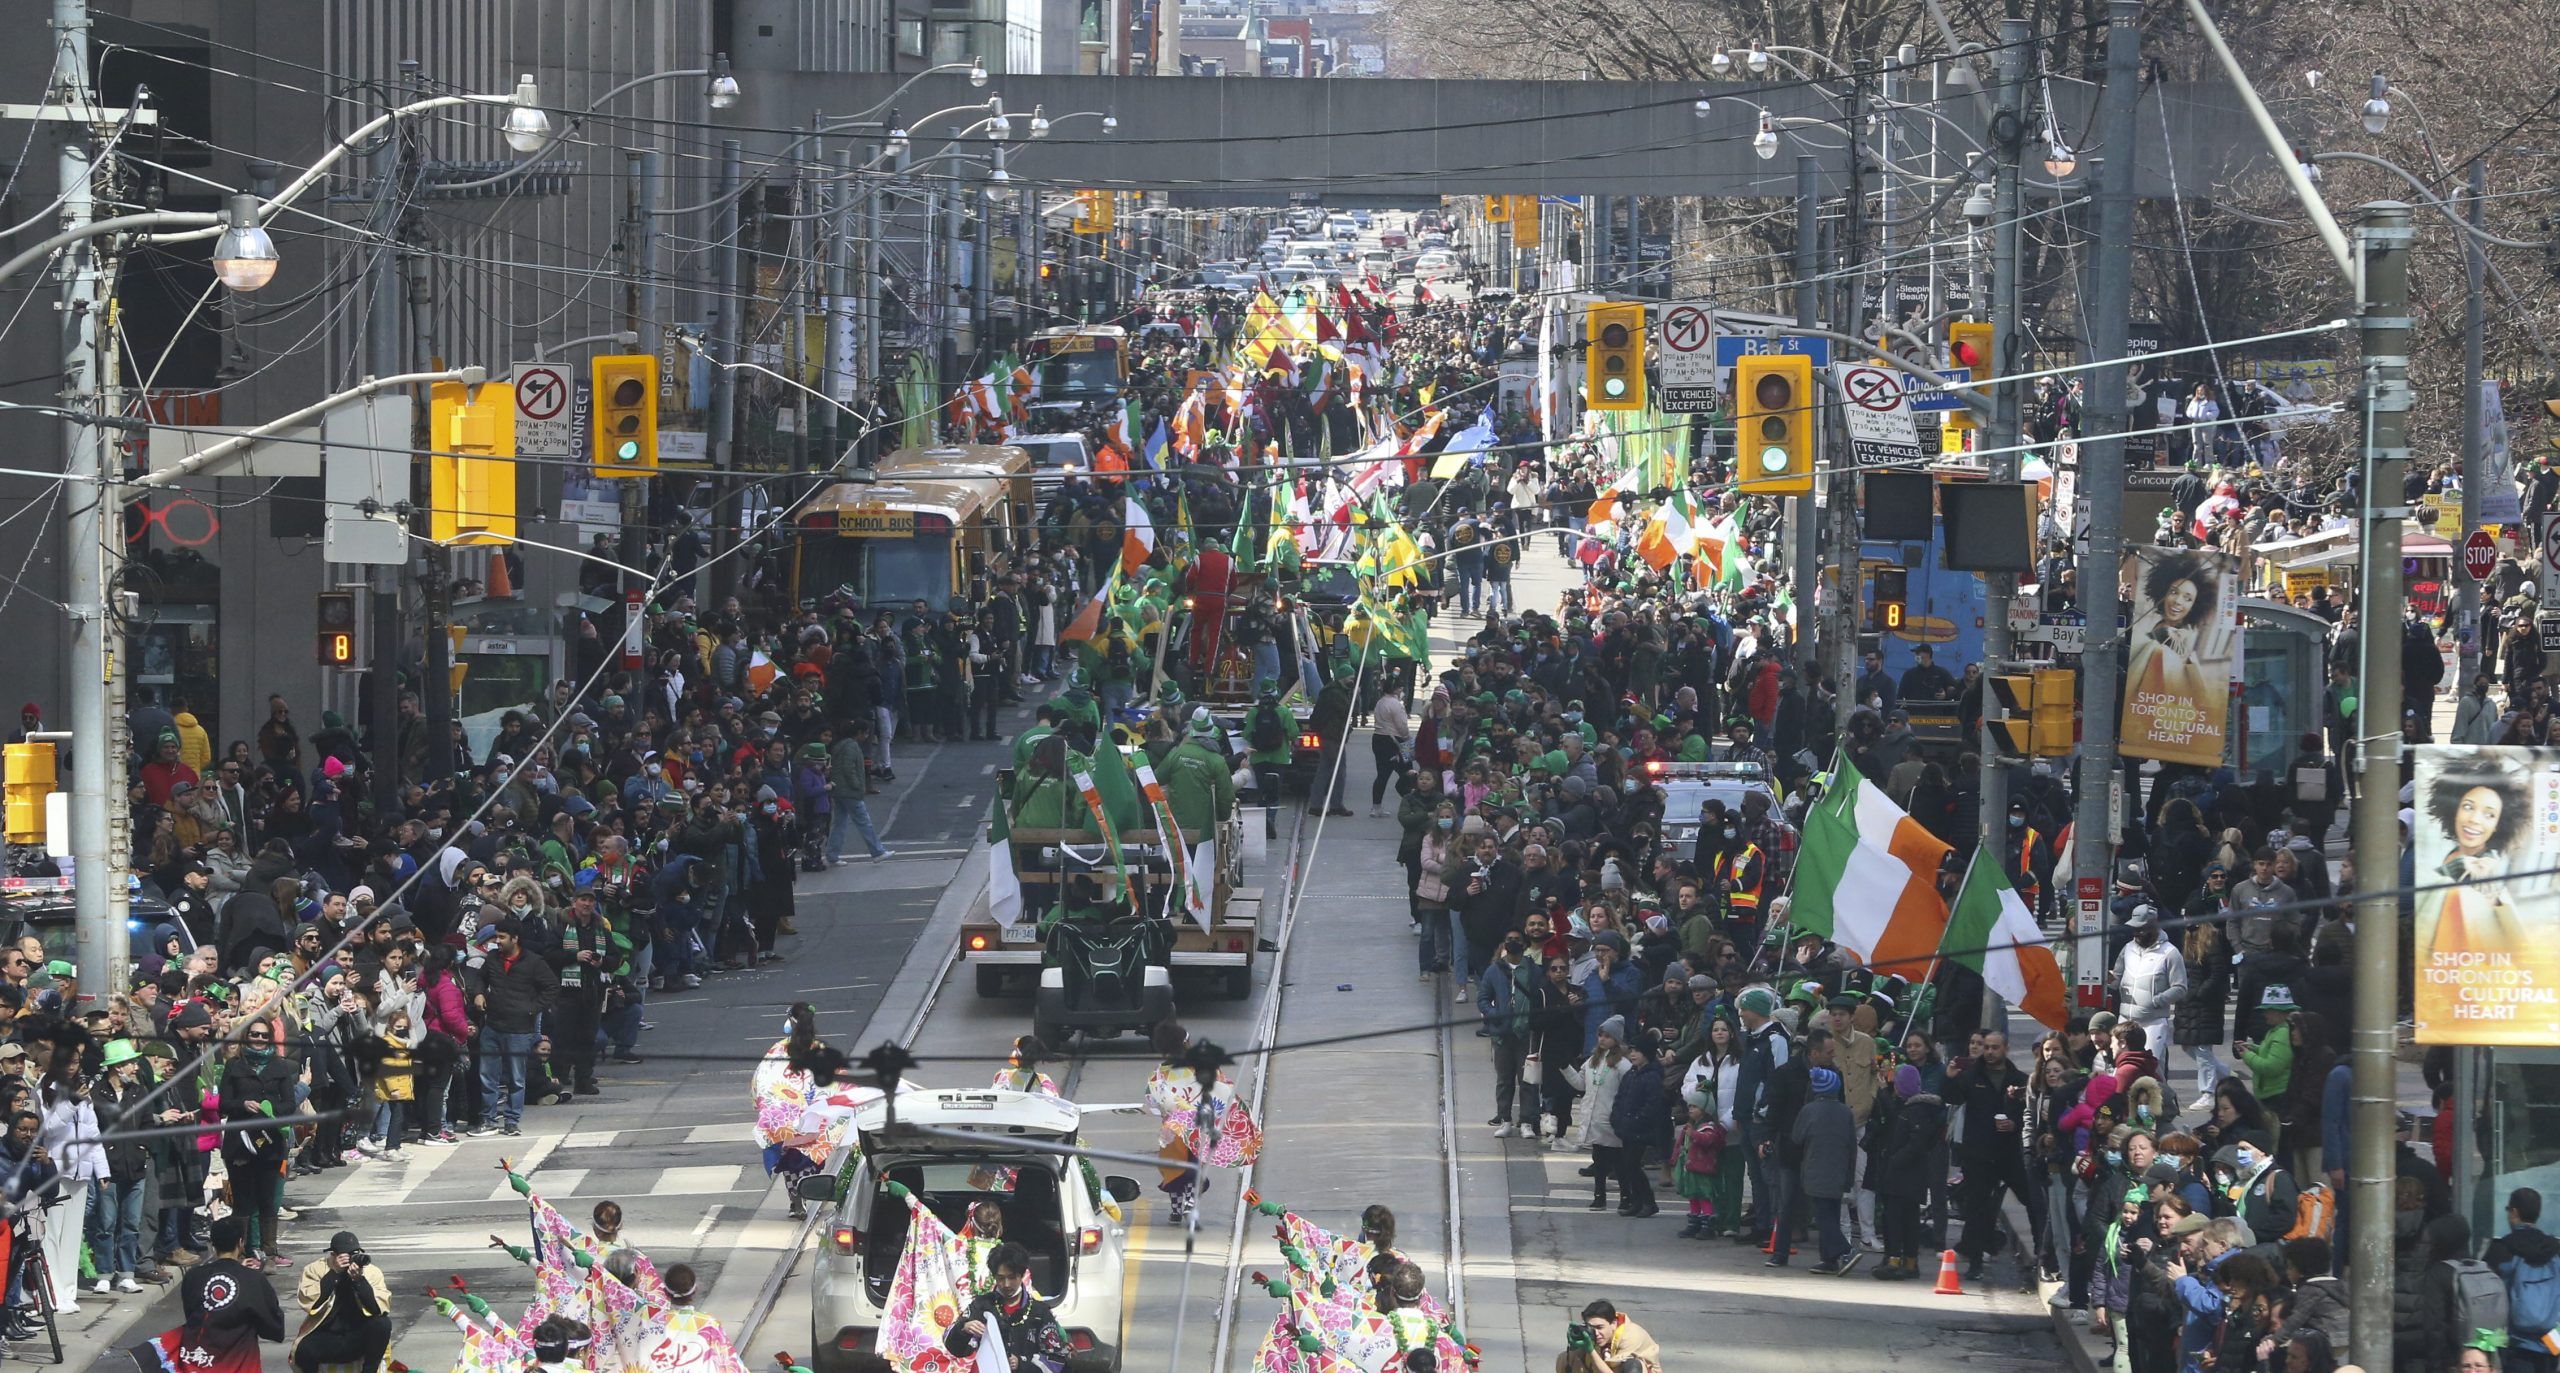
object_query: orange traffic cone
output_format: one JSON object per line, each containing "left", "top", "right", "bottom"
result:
{"left": 1760, "top": 1227, "right": 1775, "bottom": 1253}
{"left": 486, "top": 548, "right": 514, "bottom": 599}
{"left": 1932, "top": 1249, "right": 1965, "bottom": 1295}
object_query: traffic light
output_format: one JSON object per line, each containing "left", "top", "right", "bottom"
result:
{"left": 1073, "top": 190, "right": 1114, "bottom": 234}
{"left": 1510, "top": 196, "right": 1541, "bottom": 248}
{"left": 428, "top": 379, "right": 517, "bottom": 545}
{"left": 1989, "top": 668, "right": 2076, "bottom": 757}
{"left": 1732, "top": 353, "right": 1815, "bottom": 495}
{"left": 590, "top": 354, "right": 659, "bottom": 478}
{"left": 1945, "top": 319, "right": 1993, "bottom": 432}
{"left": 1988, "top": 672, "right": 2036, "bottom": 758}
{"left": 1585, "top": 302, "right": 1647, "bottom": 412}
{"left": 1483, "top": 195, "right": 1511, "bottom": 223}
{"left": 2544, "top": 398, "right": 2560, "bottom": 460}
{"left": 2032, "top": 668, "right": 2077, "bottom": 756}
{"left": 4, "top": 742, "right": 53, "bottom": 844}
{"left": 1871, "top": 565, "right": 1909, "bottom": 633}
{"left": 315, "top": 589, "right": 358, "bottom": 667}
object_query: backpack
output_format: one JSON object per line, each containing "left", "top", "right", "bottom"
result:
{"left": 2283, "top": 1181, "right": 2335, "bottom": 1242}
{"left": 2447, "top": 1257, "right": 2512, "bottom": 1348}
{"left": 2505, "top": 1249, "right": 2560, "bottom": 1336}
{"left": 1249, "top": 709, "right": 1287, "bottom": 754}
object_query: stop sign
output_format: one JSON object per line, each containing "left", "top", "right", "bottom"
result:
{"left": 2464, "top": 528, "right": 2498, "bottom": 580}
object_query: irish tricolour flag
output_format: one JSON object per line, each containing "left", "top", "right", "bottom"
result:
{"left": 1943, "top": 844, "right": 2069, "bottom": 1029}
{"left": 1785, "top": 757, "right": 1951, "bottom": 978}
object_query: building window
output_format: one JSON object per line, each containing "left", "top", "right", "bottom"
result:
{"left": 899, "top": 17, "right": 927, "bottom": 54}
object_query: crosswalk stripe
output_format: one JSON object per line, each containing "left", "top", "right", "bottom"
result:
{"left": 491, "top": 1167, "right": 586, "bottom": 1202}
{"left": 682, "top": 1122, "right": 754, "bottom": 1145}
{"left": 647, "top": 1165, "right": 760, "bottom": 1197}
{"left": 559, "top": 1130, "right": 621, "bottom": 1149}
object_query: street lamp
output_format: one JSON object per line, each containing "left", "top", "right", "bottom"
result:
{"left": 1711, "top": 49, "right": 1735, "bottom": 77}
{"left": 708, "top": 53, "right": 742, "bottom": 110}
{"left": 1746, "top": 40, "right": 1771, "bottom": 75}
{"left": 502, "top": 74, "right": 553, "bottom": 154}
{"left": 210, "top": 193, "right": 278, "bottom": 292}
{"left": 2043, "top": 137, "right": 2078, "bottom": 178}
{"left": 1030, "top": 105, "right": 1054, "bottom": 138}
{"left": 1752, "top": 109, "right": 1779, "bottom": 160}
{"left": 1694, "top": 96, "right": 1713, "bottom": 119}
{"left": 2360, "top": 71, "right": 2391, "bottom": 136}
{"left": 969, "top": 55, "right": 989, "bottom": 88}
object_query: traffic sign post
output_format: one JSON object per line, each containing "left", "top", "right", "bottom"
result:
{"left": 1655, "top": 302, "right": 1717, "bottom": 413}
{"left": 511, "top": 362, "right": 578, "bottom": 457}
{"left": 621, "top": 587, "right": 646, "bottom": 669}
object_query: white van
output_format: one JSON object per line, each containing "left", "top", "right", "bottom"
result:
{"left": 803, "top": 1089, "right": 1143, "bottom": 1373}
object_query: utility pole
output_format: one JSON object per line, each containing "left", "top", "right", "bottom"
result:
{"left": 1976, "top": 15, "right": 2028, "bottom": 840}
{"left": 2455, "top": 160, "right": 2486, "bottom": 693}
{"left": 2069, "top": 0, "right": 2142, "bottom": 1009}
{"left": 2346, "top": 199, "right": 2414, "bottom": 1369}
{"left": 53, "top": 0, "right": 129, "bottom": 998}
{"left": 365, "top": 118, "right": 408, "bottom": 814}
{"left": 625, "top": 149, "right": 662, "bottom": 576}
{"left": 828, "top": 149, "right": 856, "bottom": 467}
{"left": 1791, "top": 156, "right": 1821, "bottom": 677}
{"left": 974, "top": 172, "right": 995, "bottom": 358}
{"left": 706, "top": 138, "right": 742, "bottom": 601}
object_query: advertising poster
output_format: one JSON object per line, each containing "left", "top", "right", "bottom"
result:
{"left": 2412, "top": 747, "right": 2560, "bottom": 1044}
{"left": 2119, "top": 545, "right": 2239, "bottom": 766}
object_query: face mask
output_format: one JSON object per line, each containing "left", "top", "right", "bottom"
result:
{"left": 1622, "top": 780, "right": 1640, "bottom": 795}
{"left": 1436, "top": 818, "right": 1454, "bottom": 831}
{"left": 510, "top": 900, "right": 532, "bottom": 914}
{"left": 2009, "top": 815, "right": 2024, "bottom": 829}
{"left": 2233, "top": 1147, "right": 2258, "bottom": 1171}
{"left": 1723, "top": 827, "right": 1738, "bottom": 841}
{"left": 426, "top": 827, "right": 443, "bottom": 840}
{"left": 2102, "top": 1149, "right": 2122, "bottom": 1167}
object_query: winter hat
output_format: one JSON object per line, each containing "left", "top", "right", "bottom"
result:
{"left": 2259, "top": 984, "right": 2297, "bottom": 1013}
{"left": 1894, "top": 1064, "right": 1923, "bottom": 1099}
{"left": 1808, "top": 1067, "right": 1841, "bottom": 1098}
{"left": 1596, "top": 1015, "right": 1628, "bottom": 1044}
{"left": 322, "top": 757, "right": 347, "bottom": 779}
{"left": 1736, "top": 986, "right": 1779, "bottom": 1018}
{"left": 1687, "top": 975, "right": 1714, "bottom": 993}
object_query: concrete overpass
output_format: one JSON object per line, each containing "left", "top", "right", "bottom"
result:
{"left": 717, "top": 72, "right": 2277, "bottom": 205}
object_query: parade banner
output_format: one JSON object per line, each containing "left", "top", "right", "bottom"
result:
{"left": 2412, "top": 747, "right": 2560, "bottom": 1044}
{"left": 2119, "top": 545, "right": 2238, "bottom": 766}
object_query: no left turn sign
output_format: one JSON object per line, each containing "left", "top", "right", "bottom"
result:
{"left": 1661, "top": 305, "right": 1712, "bottom": 354}
{"left": 1839, "top": 365, "right": 1906, "bottom": 412}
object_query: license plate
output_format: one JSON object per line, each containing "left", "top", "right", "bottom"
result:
{"left": 997, "top": 923, "right": 1043, "bottom": 945}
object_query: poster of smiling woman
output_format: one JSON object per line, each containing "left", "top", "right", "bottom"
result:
{"left": 2413, "top": 747, "right": 2560, "bottom": 1044}
{"left": 2119, "top": 545, "right": 2239, "bottom": 766}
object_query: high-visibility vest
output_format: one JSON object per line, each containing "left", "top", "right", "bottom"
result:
{"left": 2014, "top": 828, "right": 2043, "bottom": 893}
{"left": 1725, "top": 844, "right": 1766, "bottom": 911}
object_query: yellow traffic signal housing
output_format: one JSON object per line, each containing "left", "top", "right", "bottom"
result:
{"left": 1733, "top": 353, "right": 1815, "bottom": 496}
{"left": 1585, "top": 302, "right": 1647, "bottom": 412}
{"left": 4, "top": 742, "right": 54, "bottom": 844}
{"left": 1483, "top": 195, "right": 1511, "bottom": 223}
{"left": 1510, "top": 196, "right": 1541, "bottom": 248}
{"left": 1073, "top": 190, "right": 1114, "bottom": 234}
{"left": 1987, "top": 672, "right": 2036, "bottom": 758}
{"left": 429, "top": 380, "right": 517, "bottom": 546}
{"left": 2032, "top": 668, "right": 2077, "bottom": 757}
{"left": 590, "top": 355, "right": 660, "bottom": 478}
{"left": 1944, "top": 320, "right": 1993, "bottom": 432}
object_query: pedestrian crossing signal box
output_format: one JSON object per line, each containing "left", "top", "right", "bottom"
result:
{"left": 316, "top": 589, "right": 358, "bottom": 667}
{"left": 1870, "top": 566, "right": 1909, "bottom": 633}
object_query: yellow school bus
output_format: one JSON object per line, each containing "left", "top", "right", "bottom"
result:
{"left": 790, "top": 445, "right": 1034, "bottom": 609}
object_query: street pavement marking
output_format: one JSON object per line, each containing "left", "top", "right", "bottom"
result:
{"left": 683, "top": 1122, "right": 755, "bottom": 1145}
{"left": 648, "top": 1165, "right": 760, "bottom": 1197}
{"left": 559, "top": 1130, "right": 621, "bottom": 1149}
{"left": 489, "top": 1167, "right": 586, "bottom": 1201}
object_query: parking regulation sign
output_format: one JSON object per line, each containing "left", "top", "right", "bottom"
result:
{"left": 1655, "top": 302, "right": 1718, "bottom": 414}
{"left": 1829, "top": 363, "right": 1923, "bottom": 467}
{"left": 511, "top": 363, "right": 578, "bottom": 457}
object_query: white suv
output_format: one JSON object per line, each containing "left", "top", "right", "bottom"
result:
{"left": 802, "top": 1089, "right": 1142, "bottom": 1373}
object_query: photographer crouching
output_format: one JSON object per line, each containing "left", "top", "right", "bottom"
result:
{"left": 291, "top": 1231, "right": 390, "bottom": 1373}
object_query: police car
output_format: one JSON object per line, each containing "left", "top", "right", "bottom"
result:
{"left": 1650, "top": 758, "right": 1778, "bottom": 859}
